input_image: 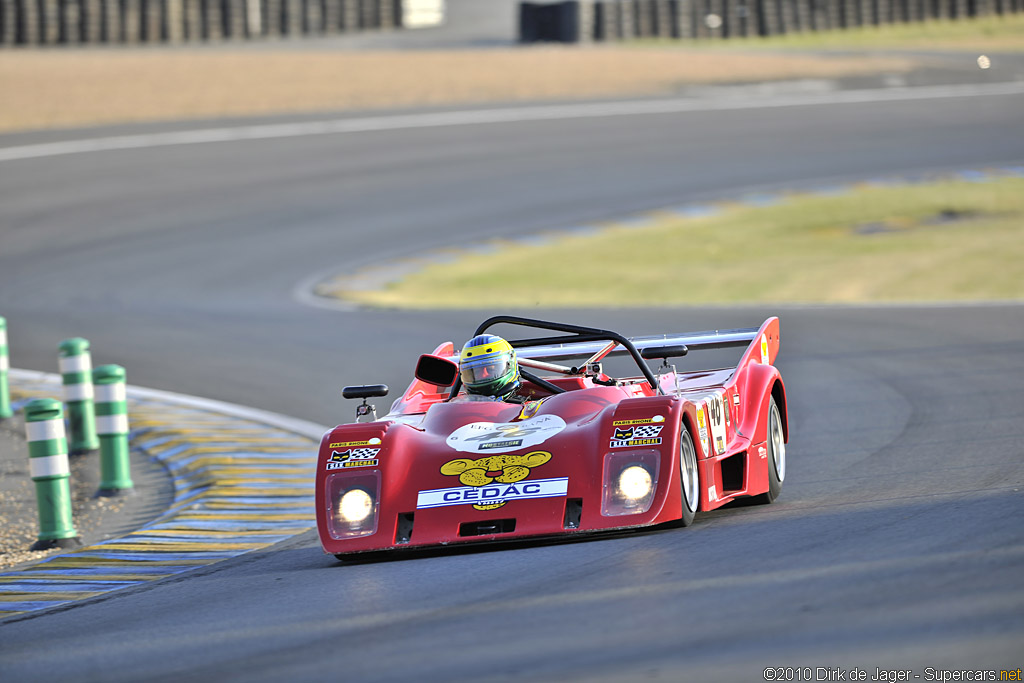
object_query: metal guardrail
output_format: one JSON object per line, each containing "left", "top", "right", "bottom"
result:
{"left": 0, "top": 0, "right": 443, "bottom": 46}
{"left": 519, "top": 0, "right": 1022, "bottom": 43}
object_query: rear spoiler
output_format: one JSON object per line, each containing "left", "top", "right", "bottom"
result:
{"left": 516, "top": 326, "right": 765, "bottom": 364}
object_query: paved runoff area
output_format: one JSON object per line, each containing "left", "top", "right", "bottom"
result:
{"left": 0, "top": 371, "right": 322, "bottom": 620}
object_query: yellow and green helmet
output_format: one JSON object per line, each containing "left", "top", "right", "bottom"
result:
{"left": 459, "top": 334, "right": 520, "bottom": 398}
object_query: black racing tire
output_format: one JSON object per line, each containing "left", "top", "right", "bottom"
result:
{"left": 677, "top": 422, "right": 699, "bottom": 526}
{"left": 753, "top": 397, "right": 785, "bottom": 505}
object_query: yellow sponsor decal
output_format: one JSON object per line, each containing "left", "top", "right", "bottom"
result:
{"left": 329, "top": 438, "right": 381, "bottom": 448}
{"left": 438, "top": 451, "right": 552, "bottom": 511}
{"left": 613, "top": 415, "right": 665, "bottom": 426}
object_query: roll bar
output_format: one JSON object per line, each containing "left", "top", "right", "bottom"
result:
{"left": 445, "top": 315, "right": 762, "bottom": 401}
{"left": 471, "top": 315, "right": 665, "bottom": 396}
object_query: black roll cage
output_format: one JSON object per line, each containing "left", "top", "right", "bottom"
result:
{"left": 447, "top": 315, "right": 665, "bottom": 400}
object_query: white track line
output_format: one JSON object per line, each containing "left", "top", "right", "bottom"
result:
{"left": 2, "top": 81, "right": 1023, "bottom": 163}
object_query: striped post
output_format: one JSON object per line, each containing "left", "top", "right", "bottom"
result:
{"left": 0, "top": 317, "right": 11, "bottom": 420}
{"left": 59, "top": 338, "right": 99, "bottom": 455}
{"left": 93, "top": 365, "right": 133, "bottom": 495}
{"left": 25, "top": 398, "right": 82, "bottom": 550}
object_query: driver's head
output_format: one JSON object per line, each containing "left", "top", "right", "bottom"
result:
{"left": 459, "top": 334, "right": 520, "bottom": 398}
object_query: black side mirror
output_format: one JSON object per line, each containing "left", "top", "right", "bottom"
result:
{"left": 342, "top": 384, "right": 389, "bottom": 399}
{"left": 415, "top": 354, "right": 459, "bottom": 387}
{"left": 342, "top": 385, "right": 389, "bottom": 423}
{"left": 640, "top": 345, "right": 689, "bottom": 360}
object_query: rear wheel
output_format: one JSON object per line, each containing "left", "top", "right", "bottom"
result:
{"left": 678, "top": 423, "right": 699, "bottom": 526}
{"left": 754, "top": 397, "right": 785, "bottom": 504}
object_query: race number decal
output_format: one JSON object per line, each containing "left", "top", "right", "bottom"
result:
{"left": 446, "top": 415, "right": 567, "bottom": 454}
{"left": 705, "top": 393, "right": 727, "bottom": 455}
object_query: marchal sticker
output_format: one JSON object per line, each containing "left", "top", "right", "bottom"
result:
{"left": 325, "top": 448, "right": 379, "bottom": 470}
{"left": 760, "top": 334, "right": 770, "bottom": 365}
{"left": 610, "top": 424, "right": 663, "bottom": 448}
{"left": 446, "top": 415, "right": 566, "bottom": 454}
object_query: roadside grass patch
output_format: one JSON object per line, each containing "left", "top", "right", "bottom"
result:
{"left": 336, "top": 177, "right": 1024, "bottom": 308}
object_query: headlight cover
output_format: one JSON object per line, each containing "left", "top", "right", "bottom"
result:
{"left": 602, "top": 449, "right": 660, "bottom": 516}
{"left": 326, "top": 470, "right": 380, "bottom": 539}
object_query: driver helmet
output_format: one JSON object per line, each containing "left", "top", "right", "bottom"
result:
{"left": 459, "top": 334, "right": 520, "bottom": 398}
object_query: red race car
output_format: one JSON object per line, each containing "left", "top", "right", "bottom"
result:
{"left": 316, "top": 315, "right": 788, "bottom": 559}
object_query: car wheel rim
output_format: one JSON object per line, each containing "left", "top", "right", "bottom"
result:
{"left": 770, "top": 402, "right": 786, "bottom": 482}
{"left": 680, "top": 430, "right": 698, "bottom": 512}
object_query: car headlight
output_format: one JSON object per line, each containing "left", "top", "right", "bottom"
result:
{"left": 602, "top": 450, "right": 660, "bottom": 516}
{"left": 618, "top": 465, "right": 653, "bottom": 501}
{"left": 338, "top": 488, "right": 373, "bottom": 523}
{"left": 326, "top": 471, "right": 380, "bottom": 539}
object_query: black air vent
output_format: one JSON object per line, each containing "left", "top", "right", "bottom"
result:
{"left": 395, "top": 513, "right": 415, "bottom": 544}
{"left": 721, "top": 452, "right": 746, "bottom": 492}
{"left": 459, "top": 519, "right": 516, "bottom": 537}
{"left": 563, "top": 498, "right": 583, "bottom": 529}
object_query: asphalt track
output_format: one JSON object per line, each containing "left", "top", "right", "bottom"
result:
{"left": 1, "top": 72, "right": 1023, "bottom": 679}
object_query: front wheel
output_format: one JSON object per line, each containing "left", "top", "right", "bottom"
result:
{"left": 677, "top": 423, "right": 699, "bottom": 526}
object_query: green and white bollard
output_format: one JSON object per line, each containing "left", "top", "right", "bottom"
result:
{"left": 93, "top": 364, "right": 133, "bottom": 496}
{"left": 0, "top": 316, "right": 11, "bottom": 420}
{"left": 59, "top": 337, "right": 99, "bottom": 455}
{"left": 25, "top": 398, "right": 82, "bottom": 550}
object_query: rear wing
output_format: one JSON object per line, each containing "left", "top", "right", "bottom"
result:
{"left": 516, "top": 320, "right": 779, "bottom": 367}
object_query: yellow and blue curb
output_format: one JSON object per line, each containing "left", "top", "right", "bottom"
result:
{"left": 0, "top": 369, "right": 326, "bottom": 620}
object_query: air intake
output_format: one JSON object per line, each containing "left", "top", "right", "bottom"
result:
{"left": 459, "top": 519, "right": 516, "bottom": 537}
{"left": 563, "top": 498, "right": 583, "bottom": 529}
{"left": 395, "top": 513, "right": 415, "bottom": 544}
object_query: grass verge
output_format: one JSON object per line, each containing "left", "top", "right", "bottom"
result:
{"left": 330, "top": 176, "right": 1024, "bottom": 308}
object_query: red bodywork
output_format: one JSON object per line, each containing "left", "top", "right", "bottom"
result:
{"left": 316, "top": 317, "right": 787, "bottom": 557}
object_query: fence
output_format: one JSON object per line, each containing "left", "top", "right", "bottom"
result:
{"left": 519, "top": 0, "right": 1022, "bottom": 42}
{"left": 0, "top": 0, "right": 443, "bottom": 45}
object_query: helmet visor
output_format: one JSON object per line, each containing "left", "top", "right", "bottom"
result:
{"left": 460, "top": 356, "right": 511, "bottom": 389}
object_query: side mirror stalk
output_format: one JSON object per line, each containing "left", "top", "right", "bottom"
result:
{"left": 342, "top": 384, "right": 389, "bottom": 423}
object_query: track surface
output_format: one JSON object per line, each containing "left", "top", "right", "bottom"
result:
{"left": 1, "top": 70, "right": 1023, "bottom": 679}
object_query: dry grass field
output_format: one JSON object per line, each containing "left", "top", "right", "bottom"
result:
{"left": 0, "top": 47, "right": 915, "bottom": 132}
{"left": 324, "top": 177, "right": 1024, "bottom": 308}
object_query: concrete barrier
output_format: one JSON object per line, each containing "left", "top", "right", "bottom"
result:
{"left": 520, "top": 0, "right": 592, "bottom": 42}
